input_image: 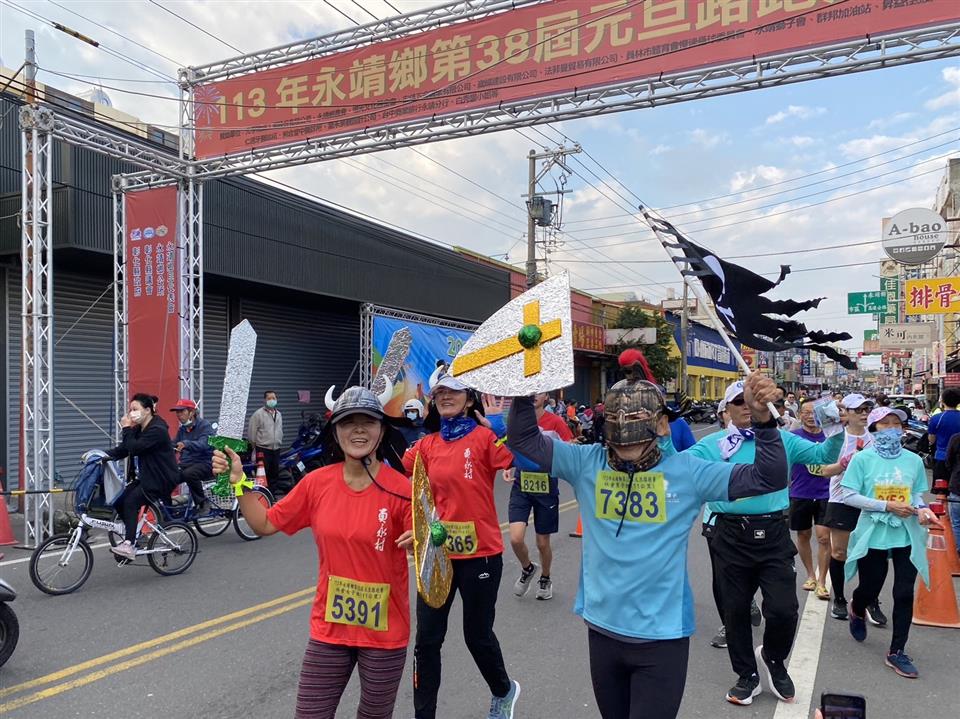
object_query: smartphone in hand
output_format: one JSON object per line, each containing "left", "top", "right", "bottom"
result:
{"left": 821, "top": 692, "right": 865, "bottom": 719}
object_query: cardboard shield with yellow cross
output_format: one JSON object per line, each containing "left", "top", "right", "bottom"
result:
{"left": 412, "top": 452, "right": 454, "bottom": 609}
{"left": 449, "top": 273, "right": 573, "bottom": 395}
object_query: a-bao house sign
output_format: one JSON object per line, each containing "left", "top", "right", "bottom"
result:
{"left": 882, "top": 209, "right": 948, "bottom": 265}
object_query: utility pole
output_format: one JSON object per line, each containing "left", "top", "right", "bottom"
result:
{"left": 523, "top": 144, "right": 581, "bottom": 288}
{"left": 525, "top": 149, "right": 537, "bottom": 288}
{"left": 680, "top": 282, "right": 689, "bottom": 396}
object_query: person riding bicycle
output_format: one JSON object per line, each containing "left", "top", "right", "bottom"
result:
{"left": 107, "top": 393, "right": 179, "bottom": 560}
{"left": 170, "top": 398, "right": 215, "bottom": 513}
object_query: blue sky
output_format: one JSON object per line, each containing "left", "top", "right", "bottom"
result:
{"left": 1, "top": 0, "right": 957, "bottom": 354}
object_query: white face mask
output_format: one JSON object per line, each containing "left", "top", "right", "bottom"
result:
{"left": 129, "top": 410, "right": 143, "bottom": 423}
{"left": 405, "top": 411, "right": 419, "bottom": 421}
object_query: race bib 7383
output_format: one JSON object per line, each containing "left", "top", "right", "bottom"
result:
{"left": 325, "top": 576, "right": 390, "bottom": 632}
{"left": 595, "top": 471, "right": 666, "bottom": 524}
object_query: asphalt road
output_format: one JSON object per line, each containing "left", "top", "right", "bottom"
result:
{"left": 0, "top": 422, "right": 956, "bottom": 718}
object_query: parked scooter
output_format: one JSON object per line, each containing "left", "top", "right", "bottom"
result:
{"left": 0, "top": 554, "right": 19, "bottom": 668}
{"left": 902, "top": 416, "right": 933, "bottom": 468}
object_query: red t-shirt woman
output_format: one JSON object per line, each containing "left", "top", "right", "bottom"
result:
{"left": 215, "top": 387, "right": 413, "bottom": 719}
{"left": 401, "top": 374, "right": 518, "bottom": 719}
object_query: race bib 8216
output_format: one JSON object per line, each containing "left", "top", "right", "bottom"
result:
{"left": 324, "top": 576, "right": 390, "bottom": 632}
{"left": 519, "top": 472, "right": 550, "bottom": 494}
{"left": 595, "top": 471, "right": 666, "bottom": 524}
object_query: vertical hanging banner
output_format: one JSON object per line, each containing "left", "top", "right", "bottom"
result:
{"left": 124, "top": 187, "right": 180, "bottom": 433}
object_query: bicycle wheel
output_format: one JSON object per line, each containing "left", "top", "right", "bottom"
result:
{"left": 147, "top": 521, "right": 198, "bottom": 576}
{"left": 193, "top": 510, "right": 231, "bottom": 537}
{"left": 234, "top": 486, "right": 274, "bottom": 541}
{"left": 29, "top": 533, "right": 94, "bottom": 595}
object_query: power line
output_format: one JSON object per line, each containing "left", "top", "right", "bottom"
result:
{"left": 350, "top": 0, "right": 381, "bottom": 23}
{"left": 146, "top": 0, "right": 244, "bottom": 54}
{"left": 323, "top": 0, "right": 361, "bottom": 26}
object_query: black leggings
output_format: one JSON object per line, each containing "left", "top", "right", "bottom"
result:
{"left": 588, "top": 630, "right": 690, "bottom": 719}
{"left": 413, "top": 554, "right": 510, "bottom": 719}
{"left": 117, "top": 484, "right": 156, "bottom": 542}
{"left": 851, "top": 547, "right": 917, "bottom": 653}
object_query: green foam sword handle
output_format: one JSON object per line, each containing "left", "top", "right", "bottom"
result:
{"left": 208, "top": 435, "right": 250, "bottom": 498}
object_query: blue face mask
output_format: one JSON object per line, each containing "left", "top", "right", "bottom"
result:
{"left": 872, "top": 427, "right": 903, "bottom": 458}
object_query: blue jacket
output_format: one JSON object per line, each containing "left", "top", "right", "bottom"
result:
{"left": 174, "top": 417, "right": 214, "bottom": 469}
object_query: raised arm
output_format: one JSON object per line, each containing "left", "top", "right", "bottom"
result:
{"left": 506, "top": 396, "right": 554, "bottom": 474}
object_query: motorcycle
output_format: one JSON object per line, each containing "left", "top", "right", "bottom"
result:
{"left": 686, "top": 401, "right": 717, "bottom": 425}
{"left": 0, "top": 554, "right": 19, "bottom": 668}
{"left": 902, "top": 417, "right": 932, "bottom": 468}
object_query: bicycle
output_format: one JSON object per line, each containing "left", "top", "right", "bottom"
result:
{"left": 28, "top": 450, "right": 200, "bottom": 596}
{"left": 192, "top": 478, "right": 274, "bottom": 541}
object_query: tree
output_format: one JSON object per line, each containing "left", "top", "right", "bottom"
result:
{"left": 614, "top": 306, "right": 679, "bottom": 385}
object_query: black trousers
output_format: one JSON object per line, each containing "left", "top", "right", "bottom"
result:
{"left": 413, "top": 554, "right": 510, "bottom": 719}
{"left": 117, "top": 483, "right": 156, "bottom": 543}
{"left": 713, "top": 514, "right": 798, "bottom": 678}
{"left": 703, "top": 526, "right": 725, "bottom": 624}
{"left": 256, "top": 446, "right": 281, "bottom": 486}
{"left": 180, "top": 463, "right": 210, "bottom": 503}
{"left": 588, "top": 630, "right": 690, "bottom": 719}
{"left": 851, "top": 547, "right": 917, "bottom": 654}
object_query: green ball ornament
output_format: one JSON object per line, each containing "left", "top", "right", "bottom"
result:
{"left": 517, "top": 324, "right": 542, "bottom": 349}
{"left": 429, "top": 521, "right": 448, "bottom": 547}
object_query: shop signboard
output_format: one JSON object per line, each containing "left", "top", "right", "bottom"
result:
{"left": 573, "top": 321, "right": 605, "bottom": 353}
{"left": 878, "top": 322, "right": 935, "bottom": 350}
{"left": 881, "top": 208, "right": 948, "bottom": 264}
{"left": 905, "top": 277, "right": 960, "bottom": 315}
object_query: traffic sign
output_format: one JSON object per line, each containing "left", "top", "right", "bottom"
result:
{"left": 848, "top": 291, "right": 886, "bottom": 314}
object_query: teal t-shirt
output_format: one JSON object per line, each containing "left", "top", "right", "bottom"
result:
{"left": 840, "top": 446, "right": 927, "bottom": 550}
{"left": 687, "top": 429, "right": 842, "bottom": 516}
{"left": 551, "top": 438, "right": 731, "bottom": 640}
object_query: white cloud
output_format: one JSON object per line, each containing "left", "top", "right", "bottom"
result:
{"left": 867, "top": 112, "right": 917, "bottom": 130}
{"left": 838, "top": 134, "right": 915, "bottom": 159}
{"left": 688, "top": 128, "right": 728, "bottom": 148}
{"left": 765, "top": 105, "right": 827, "bottom": 124}
{"left": 650, "top": 143, "right": 672, "bottom": 155}
{"left": 925, "top": 66, "right": 960, "bottom": 110}
{"left": 729, "top": 165, "right": 788, "bottom": 193}
{"left": 787, "top": 136, "right": 816, "bottom": 147}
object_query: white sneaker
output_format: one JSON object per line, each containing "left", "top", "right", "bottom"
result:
{"left": 514, "top": 562, "right": 539, "bottom": 596}
{"left": 536, "top": 576, "right": 553, "bottom": 600}
{"left": 112, "top": 540, "right": 136, "bottom": 560}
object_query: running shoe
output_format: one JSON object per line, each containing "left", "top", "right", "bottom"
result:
{"left": 725, "top": 673, "right": 761, "bottom": 705}
{"left": 885, "top": 650, "right": 919, "bottom": 678}
{"left": 849, "top": 607, "right": 867, "bottom": 642}
{"left": 755, "top": 645, "right": 795, "bottom": 703}
{"left": 831, "top": 597, "right": 848, "bottom": 620}
{"left": 750, "top": 598, "right": 762, "bottom": 627}
{"left": 487, "top": 680, "right": 521, "bottom": 719}
{"left": 536, "top": 576, "right": 553, "bottom": 600}
{"left": 866, "top": 600, "right": 888, "bottom": 627}
{"left": 710, "top": 626, "right": 727, "bottom": 648}
{"left": 815, "top": 584, "right": 830, "bottom": 600}
{"left": 514, "top": 563, "right": 538, "bottom": 597}
{"left": 111, "top": 540, "right": 136, "bottom": 560}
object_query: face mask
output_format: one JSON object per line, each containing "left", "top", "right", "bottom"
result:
{"left": 405, "top": 411, "right": 419, "bottom": 421}
{"left": 180, "top": 418, "right": 193, "bottom": 427}
{"left": 266, "top": 399, "right": 278, "bottom": 409}
{"left": 872, "top": 427, "right": 903, "bottom": 459}
{"left": 129, "top": 411, "right": 143, "bottom": 423}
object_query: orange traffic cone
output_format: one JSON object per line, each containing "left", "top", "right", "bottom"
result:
{"left": 941, "top": 511, "right": 960, "bottom": 578}
{"left": 254, "top": 452, "right": 268, "bottom": 488}
{"left": 569, "top": 514, "right": 583, "bottom": 538}
{"left": 0, "top": 497, "right": 15, "bottom": 546}
{"left": 912, "top": 503, "right": 960, "bottom": 628}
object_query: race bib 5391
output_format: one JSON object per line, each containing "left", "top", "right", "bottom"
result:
{"left": 873, "top": 484, "right": 911, "bottom": 504}
{"left": 325, "top": 576, "right": 390, "bottom": 632}
{"left": 519, "top": 472, "right": 550, "bottom": 494}
{"left": 442, "top": 520, "right": 478, "bottom": 555}
{"left": 595, "top": 471, "right": 666, "bottom": 524}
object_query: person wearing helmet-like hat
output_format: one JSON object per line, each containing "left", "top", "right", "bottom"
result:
{"left": 213, "top": 387, "right": 414, "bottom": 719}
{"left": 397, "top": 397, "right": 428, "bottom": 447}
{"left": 508, "top": 374, "right": 788, "bottom": 719}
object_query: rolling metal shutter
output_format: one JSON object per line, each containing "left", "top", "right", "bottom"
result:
{"left": 238, "top": 296, "right": 360, "bottom": 437}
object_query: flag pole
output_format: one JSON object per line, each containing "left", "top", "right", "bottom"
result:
{"left": 638, "top": 207, "right": 781, "bottom": 418}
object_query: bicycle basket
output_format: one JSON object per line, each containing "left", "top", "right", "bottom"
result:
{"left": 203, "top": 480, "right": 236, "bottom": 511}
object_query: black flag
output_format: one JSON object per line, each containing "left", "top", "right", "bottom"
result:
{"left": 645, "top": 212, "right": 856, "bottom": 370}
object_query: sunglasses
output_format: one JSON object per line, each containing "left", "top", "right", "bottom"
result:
{"left": 728, "top": 397, "right": 747, "bottom": 406}
{"left": 851, "top": 406, "right": 871, "bottom": 414}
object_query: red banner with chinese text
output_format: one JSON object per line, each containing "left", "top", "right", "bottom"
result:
{"left": 194, "top": 0, "right": 959, "bottom": 158}
{"left": 124, "top": 187, "right": 180, "bottom": 435}
{"left": 573, "top": 320, "right": 606, "bottom": 353}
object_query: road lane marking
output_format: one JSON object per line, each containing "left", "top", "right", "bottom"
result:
{"left": 0, "top": 500, "right": 579, "bottom": 709}
{"left": 0, "top": 597, "right": 314, "bottom": 714}
{"left": 773, "top": 578, "right": 831, "bottom": 718}
{"left": 0, "top": 586, "right": 315, "bottom": 700}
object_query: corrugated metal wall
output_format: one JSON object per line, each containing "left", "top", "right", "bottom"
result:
{"left": 238, "top": 296, "right": 360, "bottom": 436}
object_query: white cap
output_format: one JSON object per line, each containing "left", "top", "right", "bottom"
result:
{"left": 430, "top": 374, "right": 470, "bottom": 394}
{"left": 723, "top": 380, "right": 745, "bottom": 405}
{"left": 841, "top": 393, "right": 872, "bottom": 409}
{"left": 718, "top": 398, "right": 727, "bottom": 413}
{"left": 867, "top": 406, "right": 907, "bottom": 429}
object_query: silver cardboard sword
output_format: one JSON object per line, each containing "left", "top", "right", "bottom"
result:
{"left": 209, "top": 319, "right": 257, "bottom": 494}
